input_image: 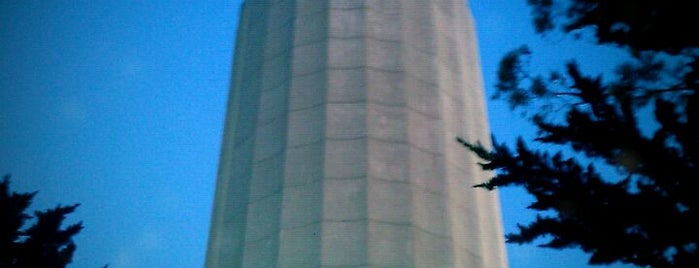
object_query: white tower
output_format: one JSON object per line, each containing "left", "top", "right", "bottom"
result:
{"left": 206, "top": 1, "right": 507, "bottom": 267}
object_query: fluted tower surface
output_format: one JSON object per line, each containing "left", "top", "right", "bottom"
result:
{"left": 206, "top": 0, "right": 508, "bottom": 267}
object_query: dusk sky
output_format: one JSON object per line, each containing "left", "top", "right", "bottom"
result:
{"left": 2, "top": 1, "right": 634, "bottom": 267}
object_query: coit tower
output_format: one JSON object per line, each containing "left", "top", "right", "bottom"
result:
{"left": 205, "top": 0, "right": 507, "bottom": 267}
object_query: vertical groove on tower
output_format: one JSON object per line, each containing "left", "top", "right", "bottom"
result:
{"left": 432, "top": 0, "right": 483, "bottom": 267}
{"left": 278, "top": 0, "right": 327, "bottom": 267}
{"left": 401, "top": 1, "right": 454, "bottom": 267}
{"left": 323, "top": 1, "right": 369, "bottom": 266}
{"left": 206, "top": 1, "right": 271, "bottom": 266}
{"left": 240, "top": 1, "right": 296, "bottom": 267}
{"left": 365, "top": 1, "right": 416, "bottom": 266}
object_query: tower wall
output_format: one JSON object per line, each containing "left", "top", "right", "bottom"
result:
{"left": 206, "top": 1, "right": 507, "bottom": 267}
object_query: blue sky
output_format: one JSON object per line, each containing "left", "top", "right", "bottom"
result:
{"left": 1, "top": 1, "right": 634, "bottom": 267}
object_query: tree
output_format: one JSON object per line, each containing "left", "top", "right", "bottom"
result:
{"left": 0, "top": 174, "right": 83, "bottom": 268}
{"left": 461, "top": 1, "right": 698, "bottom": 267}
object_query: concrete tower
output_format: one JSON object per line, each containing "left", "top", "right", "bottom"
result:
{"left": 206, "top": 1, "right": 507, "bottom": 267}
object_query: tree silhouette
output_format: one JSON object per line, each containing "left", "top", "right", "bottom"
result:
{"left": 0, "top": 174, "right": 83, "bottom": 268}
{"left": 461, "top": 1, "right": 698, "bottom": 267}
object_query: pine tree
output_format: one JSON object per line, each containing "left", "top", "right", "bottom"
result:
{"left": 462, "top": 1, "right": 699, "bottom": 267}
{"left": 0, "top": 175, "right": 83, "bottom": 268}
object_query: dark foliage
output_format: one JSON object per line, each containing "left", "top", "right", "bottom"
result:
{"left": 0, "top": 175, "right": 83, "bottom": 268}
{"left": 527, "top": 0, "right": 699, "bottom": 54}
{"left": 461, "top": 0, "right": 698, "bottom": 267}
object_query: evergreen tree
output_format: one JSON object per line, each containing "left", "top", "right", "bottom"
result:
{"left": 462, "top": 1, "right": 698, "bottom": 267}
{"left": 0, "top": 175, "right": 83, "bottom": 268}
